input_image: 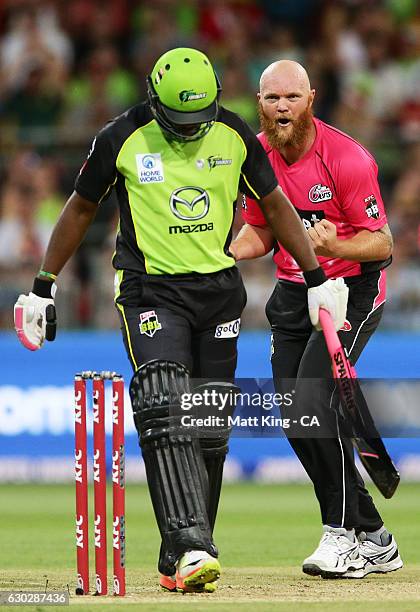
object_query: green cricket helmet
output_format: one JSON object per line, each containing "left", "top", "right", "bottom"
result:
{"left": 147, "top": 47, "right": 222, "bottom": 141}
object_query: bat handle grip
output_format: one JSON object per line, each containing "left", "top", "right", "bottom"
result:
{"left": 319, "top": 308, "right": 341, "bottom": 355}
{"left": 319, "top": 308, "right": 357, "bottom": 379}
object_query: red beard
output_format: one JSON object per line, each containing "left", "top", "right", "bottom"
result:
{"left": 258, "top": 102, "right": 314, "bottom": 151}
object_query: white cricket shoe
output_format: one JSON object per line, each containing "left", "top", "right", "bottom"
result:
{"left": 344, "top": 532, "right": 403, "bottom": 578}
{"left": 175, "top": 550, "right": 220, "bottom": 591}
{"left": 302, "top": 526, "right": 364, "bottom": 578}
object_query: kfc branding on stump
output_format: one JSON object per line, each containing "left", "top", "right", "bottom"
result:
{"left": 74, "top": 372, "right": 126, "bottom": 597}
{"left": 75, "top": 449, "right": 83, "bottom": 483}
{"left": 76, "top": 515, "right": 84, "bottom": 548}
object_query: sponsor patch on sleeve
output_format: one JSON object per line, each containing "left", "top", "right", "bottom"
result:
{"left": 364, "top": 195, "right": 380, "bottom": 220}
{"left": 215, "top": 318, "right": 241, "bottom": 339}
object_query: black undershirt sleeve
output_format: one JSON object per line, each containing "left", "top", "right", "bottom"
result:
{"left": 74, "top": 125, "right": 118, "bottom": 204}
{"left": 218, "top": 107, "right": 278, "bottom": 200}
{"left": 74, "top": 104, "right": 151, "bottom": 204}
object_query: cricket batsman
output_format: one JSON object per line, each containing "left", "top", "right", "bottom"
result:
{"left": 14, "top": 49, "right": 348, "bottom": 592}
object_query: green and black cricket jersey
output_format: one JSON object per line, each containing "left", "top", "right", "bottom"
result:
{"left": 74, "top": 102, "right": 278, "bottom": 276}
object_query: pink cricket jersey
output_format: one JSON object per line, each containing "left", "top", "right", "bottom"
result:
{"left": 243, "top": 118, "right": 389, "bottom": 284}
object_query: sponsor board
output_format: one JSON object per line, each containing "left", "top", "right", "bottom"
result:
{"left": 0, "top": 386, "right": 135, "bottom": 436}
{"left": 0, "top": 454, "right": 419, "bottom": 483}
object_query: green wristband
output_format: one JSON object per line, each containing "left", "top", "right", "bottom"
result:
{"left": 38, "top": 270, "right": 57, "bottom": 281}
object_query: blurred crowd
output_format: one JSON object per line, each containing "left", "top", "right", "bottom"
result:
{"left": 0, "top": 0, "right": 419, "bottom": 330}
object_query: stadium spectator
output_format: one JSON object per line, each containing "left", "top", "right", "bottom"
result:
{"left": 0, "top": 0, "right": 418, "bottom": 331}
{"left": 0, "top": 175, "right": 54, "bottom": 326}
{"left": 62, "top": 44, "right": 138, "bottom": 135}
{"left": 248, "top": 25, "right": 303, "bottom": 90}
{"left": 32, "top": 158, "right": 64, "bottom": 226}
{"left": 1, "top": 60, "right": 65, "bottom": 143}
{"left": 0, "top": 1, "right": 73, "bottom": 70}
{"left": 0, "top": 5, "right": 69, "bottom": 143}
{"left": 383, "top": 142, "right": 420, "bottom": 329}
{"left": 220, "top": 63, "right": 257, "bottom": 127}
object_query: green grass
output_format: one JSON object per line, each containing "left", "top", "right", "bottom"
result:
{"left": 0, "top": 483, "right": 419, "bottom": 610}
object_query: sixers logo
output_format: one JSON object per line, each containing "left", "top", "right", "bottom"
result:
{"left": 308, "top": 184, "right": 333, "bottom": 203}
{"left": 340, "top": 320, "right": 352, "bottom": 332}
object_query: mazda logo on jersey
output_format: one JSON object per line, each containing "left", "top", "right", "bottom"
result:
{"left": 170, "top": 186, "right": 210, "bottom": 221}
{"left": 295, "top": 207, "right": 325, "bottom": 230}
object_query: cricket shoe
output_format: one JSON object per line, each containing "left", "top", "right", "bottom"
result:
{"left": 159, "top": 573, "right": 217, "bottom": 593}
{"left": 302, "top": 526, "right": 364, "bottom": 578}
{"left": 175, "top": 550, "right": 220, "bottom": 592}
{"left": 343, "top": 532, "right": 403, "bottom": 578}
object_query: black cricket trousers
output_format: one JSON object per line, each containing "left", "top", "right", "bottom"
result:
{"left": 266, "top": 270, "right": 387, "bottom": 531}
{"left": 115, "top": 266, "right": 247, "bottom": 378}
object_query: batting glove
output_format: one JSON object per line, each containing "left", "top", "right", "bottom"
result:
{"left": 307, "top": 278, "right": 348, "bottom": 331}
{"left": 14, "top": 279, "right": 57, "bottom": 351}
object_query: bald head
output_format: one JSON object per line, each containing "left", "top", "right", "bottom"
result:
{"left": 257, "top": 60, "right": 316, "bottom": 155}
{"left": 259, "top": 60, "right": 311, "bottom": 95}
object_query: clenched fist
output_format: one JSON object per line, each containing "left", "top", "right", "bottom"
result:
{"left": 308, "top": 219, "right": 339, "bottom": 257}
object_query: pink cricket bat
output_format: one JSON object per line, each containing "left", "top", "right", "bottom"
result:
{"left": 319, "top": 308, "right": 400, "bottom": 499}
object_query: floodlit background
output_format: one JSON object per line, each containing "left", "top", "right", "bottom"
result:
{"left": 0, "top": 0, "right": 419, "bottom": 482}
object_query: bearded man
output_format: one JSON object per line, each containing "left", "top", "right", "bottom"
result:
{"left": 230, "top": 60, "right": 402, "bottom": 580}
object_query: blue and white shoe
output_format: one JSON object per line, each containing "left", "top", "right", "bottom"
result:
{"left": 303, "top": 526, "right": 364, "bottom": 578}
{"left": 344, "top": 532, "right": 403, "bottom": 578}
